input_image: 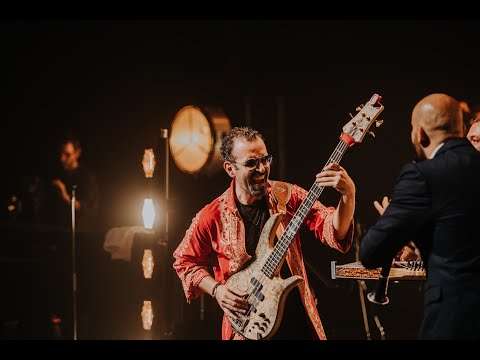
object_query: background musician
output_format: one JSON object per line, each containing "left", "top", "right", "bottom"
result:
{"left": 466, "top": 117, "right": 480, "bottom": 152}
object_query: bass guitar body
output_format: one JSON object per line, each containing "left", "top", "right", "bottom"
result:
{"left": 226, "top": 212, "right": 303, "bottom": 340}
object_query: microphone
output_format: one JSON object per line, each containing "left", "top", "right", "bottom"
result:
{"left": 367, "top": 261, "right": 391, "bottom": 305}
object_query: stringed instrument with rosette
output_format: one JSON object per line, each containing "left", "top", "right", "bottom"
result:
{"left": 225, "top": 94, "right": 385, "bottom": 340}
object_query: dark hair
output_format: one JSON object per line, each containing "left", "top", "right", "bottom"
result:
{"left": 220, "top": 126, "right": 265, "bottom": 162}
{"left": 58, "top": 132, "right": 82, "bottom": 151}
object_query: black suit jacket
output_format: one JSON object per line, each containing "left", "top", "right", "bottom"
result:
{"left": 360, "top": 137, "right": 480, "bottom": 339}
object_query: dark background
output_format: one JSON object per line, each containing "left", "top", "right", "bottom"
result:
{"left": 0, "top": 19, "right": 478, "bottom": 340}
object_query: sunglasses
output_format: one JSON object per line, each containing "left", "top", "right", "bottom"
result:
{"left": 233, "top": 154, "right": 273, "bottom": 169}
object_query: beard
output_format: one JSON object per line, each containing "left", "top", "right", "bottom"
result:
{"left": 248, "top": 172, "right": 267, "bottom": 196}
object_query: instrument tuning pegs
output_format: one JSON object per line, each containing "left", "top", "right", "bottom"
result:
{"left": 356, "top": 104, "right": 364, "bottom": 111}
{"left": 349, "top": 112, "right": 354, "bottom": 119}
{"left": 368, "top": 131, "right": 376, "bottom": 138}
{"left": 375, "top": 120, "right": 384, "bottom": 128}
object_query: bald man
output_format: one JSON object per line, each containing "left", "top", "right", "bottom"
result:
{"left": 360, "top": 93, "right": 480, "bottom": 340}
{"left": 467, "top": 118, "right": 480, "bottom": 151}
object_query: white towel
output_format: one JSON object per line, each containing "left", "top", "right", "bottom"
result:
{"left": 103, "top": 226, "right": 149, "bottom": 262}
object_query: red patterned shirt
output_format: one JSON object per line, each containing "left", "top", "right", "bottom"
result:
{"left": 173, "top": 179, "right": 353, "bottom": 340}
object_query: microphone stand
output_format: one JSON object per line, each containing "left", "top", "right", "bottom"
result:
{"left": 71, "top": 185, "right": 78, "bottom": 340}
{"left": 357, "top": 279, "right": 371, "bottom": 340}
{"left": 366, "top": 261, "right": 391, "bottom": 340}
{"left": 355, "top": 221, "right": 388, "bottom": 340}
{"left": 354, "top": 222, "right": 371, "bottom": 340}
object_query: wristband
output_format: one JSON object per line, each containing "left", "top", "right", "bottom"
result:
{"left": 211, "top": 282, "right": 221, "bottom": 298}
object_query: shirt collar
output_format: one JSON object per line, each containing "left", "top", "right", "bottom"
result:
{"left": 429, "top": 143, "right": 445, "bottom": 159}
{"left": 226, "top": 179, "right": 273, "bottom": 214}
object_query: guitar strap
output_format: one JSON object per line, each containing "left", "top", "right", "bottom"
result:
{"left": 271, "top": 180, "right": 291, "bottom": 215}
{"left": 270, "top": 180, "right": 292, "bottom": 242}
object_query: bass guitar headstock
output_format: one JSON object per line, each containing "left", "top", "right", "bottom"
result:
{"left": 341, "top": 94, "right": 384, "bottom": 146}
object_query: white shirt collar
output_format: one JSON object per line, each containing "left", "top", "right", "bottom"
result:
{"left": 429, "top": 143, "right": 445, "bottom": 159}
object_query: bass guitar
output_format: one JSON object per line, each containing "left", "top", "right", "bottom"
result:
{"left": 225, "top": 94, "right": 385, "bottom": 339}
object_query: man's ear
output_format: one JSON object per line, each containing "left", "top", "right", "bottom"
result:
{"left": 224, "top": 162, "right": 235, "bottom": 178}
{"left": 419, "top": 128, "right": 430, "bottom": 148}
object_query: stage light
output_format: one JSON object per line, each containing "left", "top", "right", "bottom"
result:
{"left": 141, "top": 300, "right": 154, "bottom": 331}
{"left": 142, "top": 198, "right": 155, "bottom": 230}
{"left": 142, "top": 249, "right": 154, "bottom": 279}
{"left": 142, "top": 148, "right": 156, "bottom": 178}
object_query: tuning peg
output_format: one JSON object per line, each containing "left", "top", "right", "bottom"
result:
{"left": 368, "top": 131, "right": 376, "bottom": 138}
{"left": 356, "top": 104, "right": 364, "bottom": 111}
{"left": 375, "top": 120, "right": 384, "bottom": 127}
{"left": 349, "top": 112, "right": 354, "bottom": 119}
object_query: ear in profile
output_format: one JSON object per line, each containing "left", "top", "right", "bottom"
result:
{"left": 419, "top": 128, "right": 430, "bottom": 148}
{"left": 223, "top": 162, "right": 235, "bottom": 178}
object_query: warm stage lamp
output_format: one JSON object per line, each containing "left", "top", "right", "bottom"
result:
{"left": 142, "top": 249, "right": 154, "bottom": 279}
{"left": 169, "top": 105, "right": 231, "bottom": 176}
{"left": 141, "top": 300, "right": 154, "bottom": 331}
{"left": 142, "top": 148, "right": 156, "bottom": 178}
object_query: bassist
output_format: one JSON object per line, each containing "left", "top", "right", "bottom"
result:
{"left": 173, "top": 126, "right": 356, "bottom": 340}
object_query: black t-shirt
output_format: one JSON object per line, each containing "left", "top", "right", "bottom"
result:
{"left": 235, "top": 197, "right": 317, "bottom": 340}
{"left": 41, "top": 165, "right": 100, "bottom": 232}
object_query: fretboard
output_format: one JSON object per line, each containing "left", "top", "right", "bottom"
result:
{"left": 262, "top": 138, "right": 351, "bottom": 278}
